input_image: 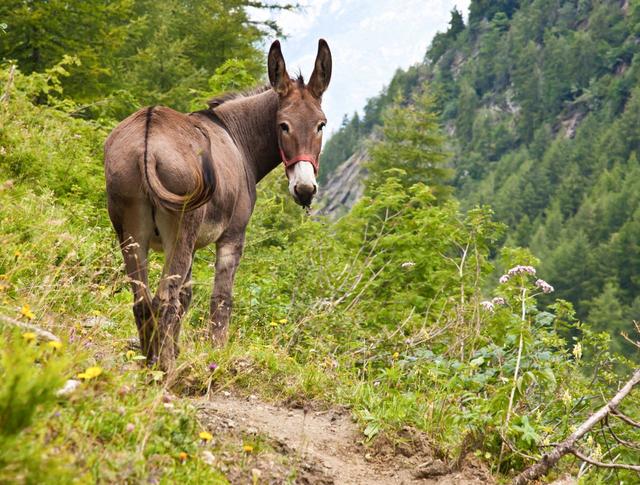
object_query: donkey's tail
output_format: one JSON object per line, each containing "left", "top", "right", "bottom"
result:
{"left": 140, "top": 106, "right": 216, "bottom": 212}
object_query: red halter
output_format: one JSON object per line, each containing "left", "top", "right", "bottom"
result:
{"left": 279, "top": 147, "right": 319, "bottom": 175}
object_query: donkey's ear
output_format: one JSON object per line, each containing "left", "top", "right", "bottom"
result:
{"left": 268, "top": 40, "right": 290, "bottom": 96}
{"left": 308, "top": 39, "right": 332, "bottom": 99}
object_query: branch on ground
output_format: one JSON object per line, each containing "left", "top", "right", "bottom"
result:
{"left": 0, "top": 314, "right": 61, "bottom": 342}
{"left": 512, "top": 368, "right": 640, "bottom": 485}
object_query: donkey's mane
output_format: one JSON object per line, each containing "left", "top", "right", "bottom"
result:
{"left": 207, "top": 84, "right": 271, "bottom": 108}
{"left": 206, "top": 74, "right": 305, "bottom": 108}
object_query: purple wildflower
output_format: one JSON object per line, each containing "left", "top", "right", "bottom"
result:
{"left": 507, "top": 265, "right": 537, "bottom": 277}
{"left": 208, "top": 362, "right": 218, "bottom": 372}
{"left": 492, "top": 297, "right": 506, "bottom": 306}
{"left": 480, "top": 300, "right": 495, "bottom": 312}
{"left": 535, "top": 279, "right": 554, "bottom": 294}
{"left": 499, "top": 274, "right": 510, "bottom": 284}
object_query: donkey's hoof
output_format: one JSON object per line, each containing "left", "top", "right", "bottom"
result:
{"left": 209, "top": 320, "right": 229, "bottom": 347}
{"left": 157, "top": 355, "right": 176, "bottom": 376}
{"left": 210, "top": 329, "right": 229, "bottom": 348}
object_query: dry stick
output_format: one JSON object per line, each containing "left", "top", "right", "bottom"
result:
{"left": 0, "top": 64, "right": 15, "bottom": 106}
{"left": 512, "top": 368, "right": 640, "bottom": 485}
{"left": 605, "top": 415, "right": 640, "bottom": 450}
{"left": 0, "top": 314, "right": 61, "bottom": 342}
{"left": 611, "top": 408, "right": 640, "bottom": 428}
{"left": 570, "top": 448, "right": 640, "bottom": 472}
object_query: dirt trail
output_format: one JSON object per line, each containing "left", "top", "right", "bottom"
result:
{"left": 196, "top": 393, "right": 492, "bottom": 484}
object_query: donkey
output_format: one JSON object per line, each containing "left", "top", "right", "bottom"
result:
{"left": 104, "top": 39, "right": 332, "bottom": 373}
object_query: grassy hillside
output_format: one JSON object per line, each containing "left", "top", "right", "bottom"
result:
{"left": 1, "top": 59, "right": 639, "bottom": 483}
{"left": 2, "top": 0, "right": 640, "bottom": 481}
{"left": 322, "top": 0, "right": 640, "bottom": 354}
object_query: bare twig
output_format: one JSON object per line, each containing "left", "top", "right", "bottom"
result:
{"left": 512, "top": 368, "right": 640, "bottom": 484}
{"left": 0, "top": 314, "right": 61, "bottom": 342}
{"left": 1, "top": 64, "right": 16, "bottom": 106}
{"left": 605, "top": 415, "right": 640, "bottom": 450}
{"left": 570, "top": 448, "right": 640, "bottom": 472}
{"left": 611, "top": 408, "right": 640, "bottom": 429}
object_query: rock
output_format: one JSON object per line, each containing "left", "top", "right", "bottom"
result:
{"left": 314, "top": 147, "right": 368, "bottom": 219}
{"left": 82, "top": 316, "right": 116, "bottom": 330}
{"left": 550, "top": 475, "right": 577, "bottom": 485}
{"left": 413, "top": 459, "right": 450, "bottom": 479}
{"left": 201, "top": 450, "right": 215, "bottom": 466}
{"left": 56, "top": 379, "right": 81, "bottom": 397}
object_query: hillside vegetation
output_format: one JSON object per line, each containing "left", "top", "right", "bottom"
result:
{"left": 1, "top": 1, "right": 639, "bottom": 483}
{"left": 322, "top": 0, "right": 640, "bottom": 353}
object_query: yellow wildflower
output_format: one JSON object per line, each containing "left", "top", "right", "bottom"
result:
{"left": 47, "top": 340, "right": 63, "bottom": 350}
{"left": 572, "top": 342, "right": 582, "bottom": 361}
{"left": 125, "top": 350, "right": 136, "bottom": 360}
{"left": 269, "top": 321, "right": 278, "bottom": 327}
{"left": 392, "top": 352, "right": 399, "bottom": 360}
{"left": 593, "top": 443, "right": 603, "bottom": 461}
{"left": 199, "top": 431, "right": 213, "bottom": 442}
{"left": 20, "top": 304, "right": 35, "bottom": 320}
{"left": 78, "top": 366, "right": 103, "bottom": 380}
{"left": 14, "top": 250, "right": 21, "bottom": 258}
{"left": 22, "top": 332, "right": 37, "bottom": 342}
{"left": 243, "top": 444, "right": 254, "bottom": 453}
{"left": 178, "top": 451, "right": 188, "bottom": 462}
{"left": 278, "top": 318, "right": 287, "bottom": 324}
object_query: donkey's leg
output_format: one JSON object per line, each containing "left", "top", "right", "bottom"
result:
{"left": 108, "top": 199, "right": 155, "bottom": 362}
{"left": 209, "top": 238, "right": 244, "bottom": 346}
{"left": 174, "top": 262, "right": 194, "bottom": 358}
{"left": 154, "top": 210, "right": 202, "bottom": 373}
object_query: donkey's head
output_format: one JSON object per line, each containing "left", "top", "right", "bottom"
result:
{"left": 268, "top": 39, "right": 332, "bottom": 207}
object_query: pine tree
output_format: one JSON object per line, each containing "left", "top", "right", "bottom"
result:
{"left": 366, "top": 91, "right": 452, "bottom": 200}
{"left": 448, "top": 8, "right": 465, "bottom": 38}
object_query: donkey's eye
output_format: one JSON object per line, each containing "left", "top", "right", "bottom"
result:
{"left": 317, "top": 122, "right": 326, "bottom": 132}
{"left": 279, "top": 122, "right": 290, "bottom": 133}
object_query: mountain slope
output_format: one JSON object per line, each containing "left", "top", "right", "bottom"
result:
{"left": 320, "top": 0, "right": 640, "bottom": 351}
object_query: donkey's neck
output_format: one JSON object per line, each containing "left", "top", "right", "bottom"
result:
{"left": 212, "top": 89, "right": 281, "bottom": 183}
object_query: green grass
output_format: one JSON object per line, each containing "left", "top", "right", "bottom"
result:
{"left": 2, "top": 65, "right": 639, "bottom": 484}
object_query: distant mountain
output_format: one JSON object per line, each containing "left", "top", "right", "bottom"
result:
{"left": 320, "top": 0, "right": 640, "bottom": 352}
{"left": 315, "top": 147, "right": 367, "bottom": 219}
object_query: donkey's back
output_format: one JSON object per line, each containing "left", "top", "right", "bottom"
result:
{"left": 105, "top": 106, "right": 215, "bottom": 214}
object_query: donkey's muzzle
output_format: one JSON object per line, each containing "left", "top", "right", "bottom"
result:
{"left": 294, "top": 182, "right": 317, "bottom": 207}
